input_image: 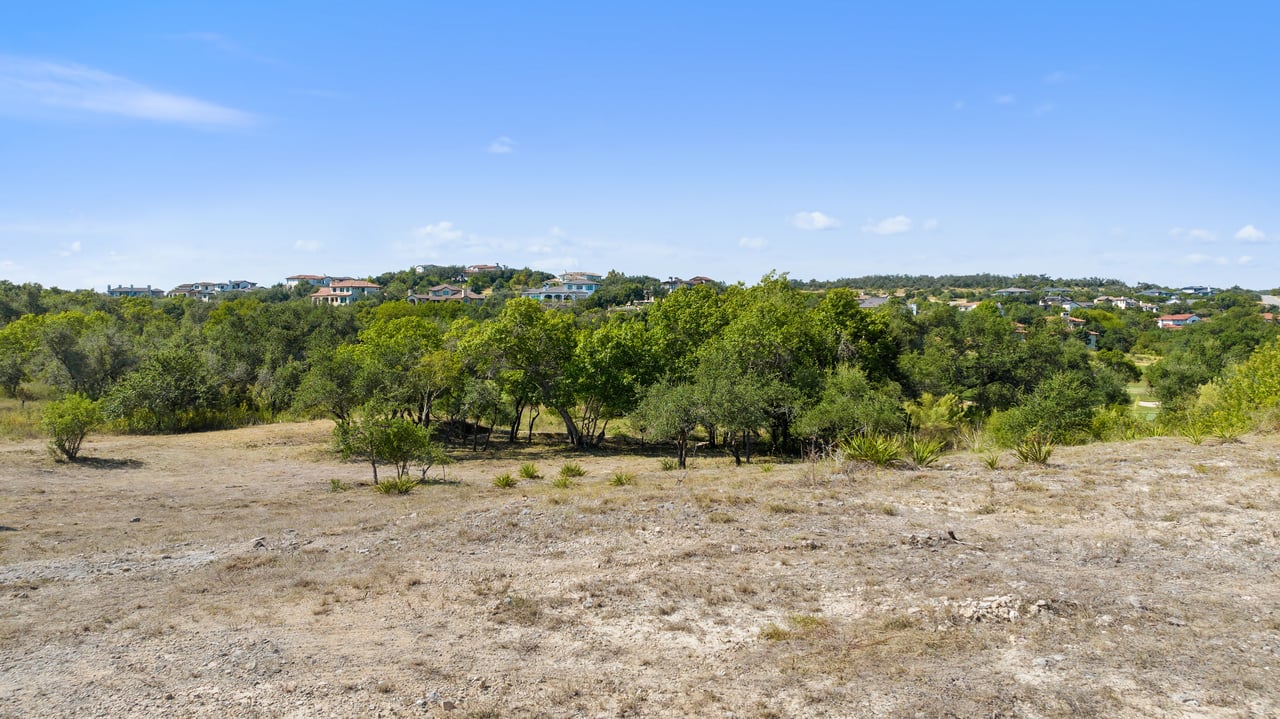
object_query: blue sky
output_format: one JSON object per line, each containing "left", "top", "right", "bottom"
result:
{"left": 1, "top": 1, "right": 1277, "bottom": 291}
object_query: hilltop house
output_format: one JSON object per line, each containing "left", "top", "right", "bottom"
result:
{"left": 407, "top": 284, "right": 485, "bottom": 305}
{"left": 166, "top": 280, "right": 258, "bottom": 301}
{"left": 661, "top": 276, "right": 715, "bottom": 293}
{"left": 310, "top": 279, "right": 381, "bottom": 306}
{"left": 558, "top": 272, "right": 603, "bottom": 294}
{"left": 285, "top": 274, "right": 355, "bottom": 288}
{"left": 993, "top": 287, "right": 1032, "bottom": 297}
{"left": 106, "top": 284, "right": 166, "bottom": 299}
{"left": 1156, "top": 313, "right": 1201, "bottom": 329}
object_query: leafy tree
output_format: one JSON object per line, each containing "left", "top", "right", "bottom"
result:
{"left": 633, "top": 379, "right": 704, "bottom": 469}
{"left": 795, "top": 366, "right": 906, "bottom": 446}
{"left": 568, "top": 319, "right": 660, "bottom": 445}
{"left": 41, "top": 393, "right": 103, "bottom": 461}
{"left": 335, "top": 402, "right": 447, "bottom": 483}
{"left": 102, "top": 344, "right": 221, "bottom": 433}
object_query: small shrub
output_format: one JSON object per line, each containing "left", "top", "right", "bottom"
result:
{"left": 766, "top": 502, "right": 801, "bottom": 514}
{"left": 550, "top": 476, "right": 575, "bottom": 489}
{"left": 493, "top": 473, "right": 518, "bottom": 488}
{"left": 758, "top": 463, "right": 774, "bottom": 473}
{"left": 373, "top": 476, "right": 418, "bottom": 494}
{"left": 559, "top": 462, "right": 586, "bottom": 478}
{"left": 1014, "top": 435, "right": 1054, "bottom": 465}
{"left": 609, "top": 471, "right": 636, "bottom": 486}
{"left": 760, "top": 614, "right": 830, "bottom": 641}
{"left": 659, "top": 457, "right": 678, "bottom": 471}
{"left": 707, "top": 511, "right": 735, "bottom": 523}
{"left": 841, "top": 433, "right": 902, "bottom": 468}
{"left": 329, "top": 478, "right": 350, "bottom": 492}
{"left": 518, "top": 463, "right": 542, "bottom": 479}
{"left": 1209, "top": 411, "right": 1248, "bottom": 443}
{"left": 40, "top": 393, "right": 103, "bottom": 461}
{"left": 1181, "top": 418, "right": 1208, "bottom": 445}
{"left": 906, "top": 436, "right": 946, "bottom": 468}
{"left": 980, "top": 451, "right": 1002, "bottom": 470}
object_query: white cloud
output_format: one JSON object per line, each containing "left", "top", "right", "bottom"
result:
{"left": 293, "top": 239, "right": 320, "bottom": 252}
{"left": 921, "top": 218, "right": 939, "bottom": 232}
{"left": 57, "top": 240, "right": 82, "bottom": 257}
{"left": 1234, "top": 224, "right": 1266, "bottom": 242}
{"left": 487, "top": 136, "right": 514, "bottom": 154}
{"left": 862, "top": 215, "right": 913, "bottom": 235}
{"left": 738, "top": 236, "right": 767, "bottom": 249}
{"left": 0, "top": 55, "right": 255, "bottom": 127}
{"left": 414, "top": 221, "right": 464, "bottom": 243}
{"left": 1238, "top": 255, "right": 1254, "bottom": 265}
{"left": 995, "top": 94, "right": 1016, "bottom": 105}
{"left": 1181, "top": 253, "right": 1229, "bottom": 266}
{"left": 1171, "top": 227, "right": 1217, "bottom": 242}
{"left": 1044, "top": 70, "right": 1071, "bottom": 84}
{"left": 790, "top": 211, "right": 840, "bottom": 231}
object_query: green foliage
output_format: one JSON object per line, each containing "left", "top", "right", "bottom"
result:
{"left": 988, "top": 371, "right": 1118, "bottom": 446}
{"left": 518, "top": 463, "right": 541, "bottom": 479}
{"left": 795, "top": 366, "right": 906, "bottom": 444}
{"left": 559, "top": 462, "right": 586, "bottom": 478}
{"left": 550, "top": 475, "right": 576, "bottom": 489}
{"left": 1013, "top": 435, "right": 1054, "bottom": 465}
{"left": 659, "top": 457, "right": 678, "bottom": 471}
{"left": 373, "top": 476, "right": 419, "bottom": 494}
{"left": 328, "top": 478, "right": 350, "bottom": 492}
{"left": 40, "top": 393, "right": 103, "bottom": 460}
{"left": 334, "top": 404, "right": 447, "bottom": 483}
{"left": 902, "top": 392, "right": 964, "bottom": 444}
{"left": 906, "top": 436, "right": 946, "bottom": 468}
{"left": 1191, "top": 336, "right": 1280, "bottom": 435}
{"left": 841, "top": 434, "right": 903, "bottom": 468}
{"left": 102, "top": 344, "right": 221, "bottom": 433}
{"left": 493, "top": 473, "right": 518, "bottom": 488}
{"left": 1090, "top": 406, "right": 1156, "bottom": 442}
{"left": 609, "top": 471, "right": 636, "bottom": 486}
{"left": 980, "top": 451, "right": 1002, "bottom": 470}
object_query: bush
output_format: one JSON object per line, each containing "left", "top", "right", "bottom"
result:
{"left": 609, "top": 471, "right": 636, "bottom": 486}
{"left": 550, "top": 475, "right": 575, "bottom": 489}
{"left": 841, "top": 434, "right": 902, "bottom": 468}
{"left": 559, "top": 462, "right": 586, "bottom": 478}
{"left": 40, "top": 393, "right": 102, "bottom": 461}
{"left": 373, "top": 476, "right": 419, "bottom": 494}
{"left": 493, "top": 473, "right": 518, "bottom": 488}
{"left": 906, "top": 436, "right": 946, "bottom": 468}
{"left": 518, "top": 463, "right": 542, "bottom": 479}
{"left": 988, "top": 372, "right": 1107, "bottom": 446}
{"left": 659, "top": 458, "right": 678, "bottom": 471}
{"left": 1014, "top": 435, "right": 1054, "bottom": 465}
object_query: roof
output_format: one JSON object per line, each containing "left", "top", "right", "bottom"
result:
{"left": 330, "top": 280, "right": 381, "bottom": 289}
{"left": 288, "top": 274, "right": 325, "bottom": 280}
{"left": 1158, "top": 313, "right": 1198, "bottom": 321}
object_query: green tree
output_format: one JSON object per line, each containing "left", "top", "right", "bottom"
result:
{"left": 41, "top": 393, "right": 103, "bottom": 461}
{"left": 632, "top": 380, "right": 704, "bottom": 469}
{"left": 102, "top": 344, "right": 221, "bottom": 433}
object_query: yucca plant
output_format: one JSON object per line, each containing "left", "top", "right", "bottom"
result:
{"left": 493, "top": 473, "right": 518, "bottom": 488}
{"left": 559, "top": 462, "right": 586, "bottom": 478}
{"left": 906, "top": 436, "right": 946, "bottom": 468}
{"left": 1014, "top": 435, "right": 1054, "bottom": 465}
{"left": 841, "top": 433, "right": 903, "bottom": 468}
{"left": 373, "top": 476, "right": 419, "bottom": 494}
{"left": 518, "top": 463, "right": 542, "bottom": 479}
{"left": 609, "top": 471, "right": 636, "bottom": 486}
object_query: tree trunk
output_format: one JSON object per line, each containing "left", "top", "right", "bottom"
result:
{"left": 508, "top": 402, "right": 524, "bottom": 442}
{"left": 554, "top": 405, "right": 583, "bottom": 447}
{"left": 527, "top": 407, "right": 540, "bottom": 442}
{"left": 677, "top": 429, "right": 688, "bottom": 469}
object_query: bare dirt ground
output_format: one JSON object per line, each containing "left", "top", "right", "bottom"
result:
{"left": 1, "top": 421, "right": 1278, "bottom": 718}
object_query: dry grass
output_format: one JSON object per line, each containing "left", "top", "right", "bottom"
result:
{"left": 1, "top": 421, "right": 1278, "bottom": 717}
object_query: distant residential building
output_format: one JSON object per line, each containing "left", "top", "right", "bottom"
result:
{"left": 559, "top": 271, "right": 603, "bottom": 294}
{"left": 286, "top": 274, "right": 353, "bottom": 288}
{"left": 407, "top": 284, "right": 485, "bottom": 305}
{"left": 661, "top": 275, "right": 715, "bottom": 293}
{"left": 1156, "top": 313, "right": 1201, "bottom": 329}
{"left": 310, "top": 279, "right": 381, "bottom": 306}
{"left": 950, "top": 300, "right": 982, "bottom": 312}
{"left": 105, "top": 284, "right": 166, "bottom": 299}
{"left": 521, "top": 279, "right": 591, "bottom": 303}
{"left": 1179, "top": 286, "right": 1218, "bottom": 297}
{"left": 464, "top": 264, "right": 504, "bottom": 275}
{"left": 858, "top": 296, "right": 891, "bottom": 310}
{"left": 1094, "top": 296, "right": 1140, "bottom": 310}
{"left": 167, "top": 280, "right": 258, "bottom": 301}
{"left": 1138, "top": 288, "right": 1175, "bottom": 298}
{"left": 993, "top": 287, "right": 1032, "bottom": 297}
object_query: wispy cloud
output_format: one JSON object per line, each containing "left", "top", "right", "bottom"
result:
{"left": 293, "top": 239, "right": 320, "bottom": 252}
{"left": 862, "top": 215, "right": 913, "bottom": 235}
{"left": 57, "top": 240, "right": 82, "bottom": 257}
{"left": 790, "top": 211, "right": 840, "bottom": 231}
{"left": 738, "top": 236, "right": 767, "bottom": 249}
{"left": 1171, "top": 227, "right": 1217, "bottom": 242}
{"left": 177, "top": 32, "right": 281, "bottom": 66}
{"left": 922, "top": 218, "right": 939, "bottom": 232}
{"left": 0, "top": 55, "right": 254, "bottom": 128}
{"left": 487, "top": 136, "right": 515, "bottom": 154}
{"left": 1234, "top": 224, "right": 1266, "bottom": 242}
{"left": 1044, "top": 70, "right": 1071, "bottom": 84}
{"left": 1181, "top": 253, "right": 1230, "bottom": 266}
{"left": 414, "top": 221, "right": 465, "bottom": 243}
{"left": 995, "top": 94, "right": 1016, "bottom": 105}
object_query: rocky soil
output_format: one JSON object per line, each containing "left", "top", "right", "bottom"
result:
{"left": 1, "top": 422, "right": 1278, "bottom": 717}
